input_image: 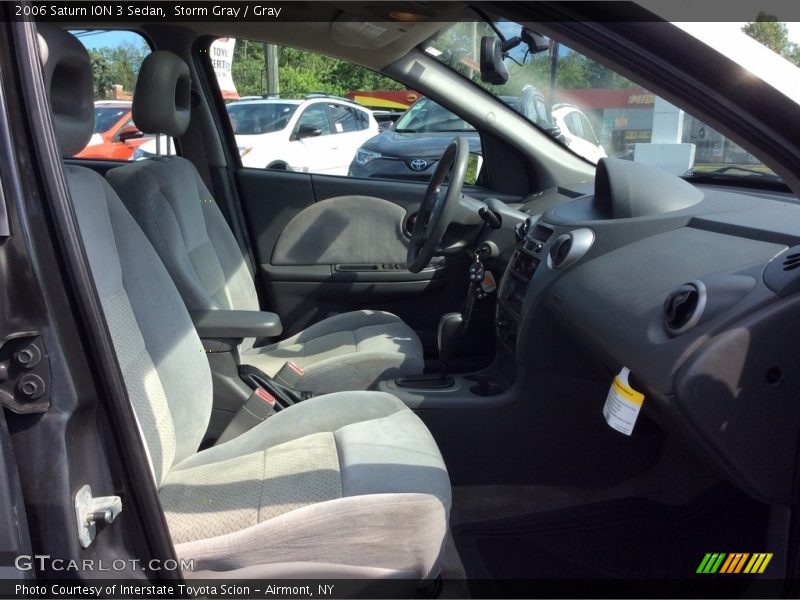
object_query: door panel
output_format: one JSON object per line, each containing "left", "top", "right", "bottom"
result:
{"left": 272, "top": 195, "right": 409, "bottom": 266}
{"left": 236, "top": 167, "right": 523, "bottom": 345}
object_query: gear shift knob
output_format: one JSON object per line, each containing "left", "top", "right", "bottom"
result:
{"left": 438, "top": 312, "right": 464, "bottom": 375}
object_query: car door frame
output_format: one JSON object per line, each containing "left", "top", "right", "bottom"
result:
{"left": 4, "top": 17, "right": 182, "bottom": 580}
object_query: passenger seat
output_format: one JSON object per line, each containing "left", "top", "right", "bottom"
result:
{"left": 38, "top": 23, "right": 450, "bottom": 581}
{"left": 105, "top": 51, "right": 424, "bottom": 395}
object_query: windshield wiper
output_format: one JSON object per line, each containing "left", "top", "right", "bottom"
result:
{"left": 684, "top": 166, "right": 787, "bottom": 190}
{"left": 689, "top": 165, "right": 782, "bottom": 181}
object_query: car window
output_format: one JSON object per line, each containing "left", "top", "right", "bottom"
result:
{"left": 327, "top": 104, "right": 359, "bottom": 133}
{"left": 533, "top": 99, "right": 550, "bottom": 127}
{"left": 93, "top": 106, "right": 128, "bottom": 134}
{"left": 395, "top": 98, "right": 474, "bottom": 133}
{"left": 228, "top": 103, "right": 298, "bottom": 134}
{"left": 296, "top": 105, "right": 332, "bottom": 136}
{"left": 69, "top": 30, "right": 154, "bottom": 162}
{"left": 578, "top": 113, "right": 599, "bottom": 144}
{"left": 425, "top": 18, "right": 783, "bottom": 177}
{"left": 208, "top": 37, "right": 483, "bottom": 183}
{"left": 565, "top": 112, "right": 584, "bottom": 138}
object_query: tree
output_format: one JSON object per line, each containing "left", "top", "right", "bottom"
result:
{"left": 742, "top": 13, "right": 800, "bottom": 66}
{"left": 230, "top": 40, "right": 404, "bottom": 98}
{"left": 88, "top": 41, "right": 148, "bottom": 99}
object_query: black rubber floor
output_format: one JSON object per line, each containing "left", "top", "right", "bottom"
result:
{"left": 453, "top": 485, "right": 773, "bottom": 598}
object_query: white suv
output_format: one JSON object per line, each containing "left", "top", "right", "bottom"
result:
{"left": 134, "top": 95, "right": 379, "bottom": 175}
{"left": 229, "top": 96, "right": 378, "bottom": 174}
{"left": 551, "top": 104, "right": 608, "bottom": 164}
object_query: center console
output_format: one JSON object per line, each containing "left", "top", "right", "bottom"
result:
{"left": 496, "top": 221, "right": 553, "bottom": 354}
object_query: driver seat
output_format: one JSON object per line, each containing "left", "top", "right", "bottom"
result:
{"left": 106, "top": 51, "right": 423, "bottom": 394}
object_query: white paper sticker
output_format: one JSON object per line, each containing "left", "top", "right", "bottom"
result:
{"left": 602, "top": 367, "right": 644, "bottom": 436}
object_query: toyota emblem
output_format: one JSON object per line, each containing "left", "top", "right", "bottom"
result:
{"left": 409, "top": 158, "right": 428, "bottom": 171}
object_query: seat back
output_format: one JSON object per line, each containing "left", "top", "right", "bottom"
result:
{"left": 105, "top": 53, "right": 259, "bottom": 330}
{"left": 38, "top": 25, "right": 213, "bottom": 485}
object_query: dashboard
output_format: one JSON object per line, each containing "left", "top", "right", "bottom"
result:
{"left": 496, "top": 159, "right": 800, "bottom": 504}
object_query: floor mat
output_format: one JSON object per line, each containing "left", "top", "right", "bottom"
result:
{"left": 453, "top": 485, "right": 773, "bottom": 598}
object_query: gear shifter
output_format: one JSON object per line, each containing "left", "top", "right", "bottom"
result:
{"left": 395, "top": 312, "right": 463, "bottom": 388}
{"left": 395, "top": 249, "right": 486, "bottom": 389}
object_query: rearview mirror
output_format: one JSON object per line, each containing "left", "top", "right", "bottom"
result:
{"left": 480, "top": 36, "right": 509, "bottom": 85}
{"left": 296, "top": 124, "right": 323, "bottom": 139}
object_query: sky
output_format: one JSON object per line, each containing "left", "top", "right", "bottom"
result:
{"left": 72, "top": 29, "right": 144, "bottom": 50}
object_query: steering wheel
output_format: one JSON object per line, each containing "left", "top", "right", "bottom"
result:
{"left": 406, "top": 137, "right": 470, "bottom": 273}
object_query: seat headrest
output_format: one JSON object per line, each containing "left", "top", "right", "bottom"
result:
{"left": 132, "top": 51, "right": 191, "bottom": 137}
{"left": 36, "top": 24, "right": 94, "bottom": 157}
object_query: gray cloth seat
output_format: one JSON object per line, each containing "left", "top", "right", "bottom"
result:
{"left": 38, "top": 24, "right": 450, "bottom": 580}
{"left": 103, "top": 51, "right": 423, "bottom": 395}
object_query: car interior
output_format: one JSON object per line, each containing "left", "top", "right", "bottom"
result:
{"left": 2, "top": 2, "right": 800, "bottom": 597}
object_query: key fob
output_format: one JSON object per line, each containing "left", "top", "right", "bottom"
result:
{"left": 468, "top": 260, "right": 485, "bottom": 282}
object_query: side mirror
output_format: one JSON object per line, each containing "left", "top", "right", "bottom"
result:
{"left": 296, "top": 124, "right": 323, "bottom": 139}
{"left": 479, "top": 36, "right": 509, "bottom": 85}
{"left": 543, "top": 124, "right": 563, "bottom": 141}
{"left": 118, "top": 126, "right": 144, "bottom": 142}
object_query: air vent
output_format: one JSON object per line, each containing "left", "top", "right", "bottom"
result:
{"left": 783, "top": 253, "right": 800, "bottom": 271}
{"left": 550, "top": 234, "right": 573, "bottom": 268}
{"left": 546, "top": 228, "right": 594, "bottom": 270}
{"left": 664, "top": 281, "right": 706, "bottom": 335}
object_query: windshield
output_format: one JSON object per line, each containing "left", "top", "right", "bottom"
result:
{"left": 424, "top": 19, "right": 789, "bottom": 181}
{"left": 395, "top": 98, "right": 475, "bottom": 133}
{"left": 93, "top": 106, "right": 127, "bottom": 134}
{"left": 227, "top": 102, "right": 298, "bottom": 135}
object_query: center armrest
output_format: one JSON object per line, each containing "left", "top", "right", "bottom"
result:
{"left": 189, "top": 310, "right": 283, "bottom": 348}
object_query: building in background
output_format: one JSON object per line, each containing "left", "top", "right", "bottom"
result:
{"left": 558, "top": 87, "right": 760, "bottom": 167}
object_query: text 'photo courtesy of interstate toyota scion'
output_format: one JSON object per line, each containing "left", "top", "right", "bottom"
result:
{"left": 3, "top": 1, "right": 800, "bottom": 600}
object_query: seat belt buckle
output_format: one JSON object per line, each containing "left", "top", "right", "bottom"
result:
{"left": 254, "top": 387, "right": 277, "bottom": 407}
{"left": 274, "top": 361, "right": 304, "bottom": 387}
{"left": 214, "top": 387, "right": 278, "bottom": 445}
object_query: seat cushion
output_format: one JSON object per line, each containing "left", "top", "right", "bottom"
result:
{"left": 163, "top": 392, "right": 451, "bottom": 578}
{"left": 243, "top": 310, "right": 424, "bottom": 394}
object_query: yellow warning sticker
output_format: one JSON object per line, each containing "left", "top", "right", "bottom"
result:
{"left": 603, "top": 367, "right": 644, "bottom": 436}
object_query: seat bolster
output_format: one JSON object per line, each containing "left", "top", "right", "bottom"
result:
{"left": 173, "top": 493, "right": 449, "bottom": 580}
{"left": 172, "top": 391, "right": 409, "bottom": 471}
